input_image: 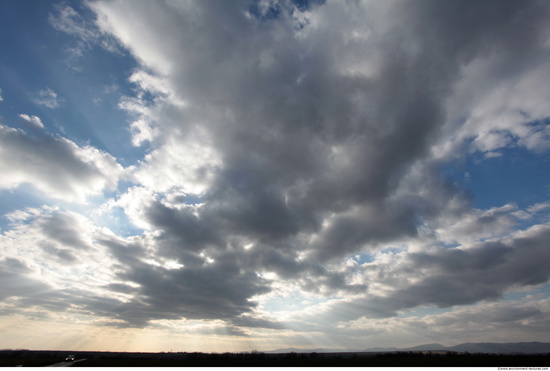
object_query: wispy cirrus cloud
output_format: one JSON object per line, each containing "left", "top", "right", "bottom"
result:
{"left": 33, "top": 88, "right": 63, "bottom": 109}
{"left": 49, "top": 4, "right": 121, "bottom": 67}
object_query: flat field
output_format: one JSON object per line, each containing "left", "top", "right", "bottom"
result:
{"left": 1, "top": 350, "right": 549, "bottom": 367}
{"left": 73, "top": 354, "right": 550, "bottom": 367}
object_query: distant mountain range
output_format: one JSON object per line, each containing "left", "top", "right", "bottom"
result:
{"left": 266, "top": 342, "right": 550, "bottom": 354}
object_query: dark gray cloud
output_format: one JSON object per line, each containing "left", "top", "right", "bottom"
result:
{"left": 114, "top": 0, "right": 550, "bottom": 264}
{"left": 95, "top": 233, "right": 147, "bottom": 268}
{"left": 320, "top": 225, "right": 550, "bottom": 323}
{"left": 407, "top": 0, "right": 550, "bottom": 63}
{"left": 0, "top": 259, "right": 51, "bottom": 301}
{"left": 38, "top": 213, "right": 92, "bottom": 250}
{"left": 230, "top": 314, "right": 286, "bottom": 330}
{"left": 398, "top": 228, "right": 550, "bottom": 308}
{"left": 0, "top": 258, "right": 75, "bottom": 316}
{"left": 41, "top": 242, "right": 78, "bottom": 263}
{"left": 144, "top": 200, "right": 222, "bottom": 252}
{"left": 126, "top": 263, "right": 269, "bottom": 320}
{"left": 77, "top": 230, "right": 270, "bottom": 327}
{"left": 84, "top": 260, "right": 272, "bottom": 327}
{"left": 86, "top": 0, "right": 550, "bottom": 323}
{"left": 4, "top": 0, "right": 550, "bottom": 339}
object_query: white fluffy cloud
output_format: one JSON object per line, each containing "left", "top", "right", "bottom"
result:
{"left": 0, "top": 125, "right": 123, "bottom": 202}
{"left": 19, "top": 114, "right": 44, "bottom": 129}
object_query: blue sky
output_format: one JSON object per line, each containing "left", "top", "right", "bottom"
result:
{"left": 0, "top": 1, "right": 141, "bottom": 164}
{"left": 1, "top": 0, "right": 550, "bottom": 353}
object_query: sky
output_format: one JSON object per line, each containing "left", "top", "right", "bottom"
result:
{"left": 1, "top": 0, "right": 550, "bottom": 353}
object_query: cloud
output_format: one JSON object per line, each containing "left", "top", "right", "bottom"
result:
{"left": 319, "top": 223, "right": 550, "bottom": 323}
{"left": 0, "top": 258, "right": 52, "bottom": 301}
{"left": 0, "top": 124, "right": 123, "bottom": 202}
{"left": 0, "top": 88, "right": 3, "bottom": 101}
{"left": 83, "top": 0, "right": 550, "bottom": 316}
{"left": 3, "top": 0, "right": 550, "bottom": 343}
{"left": 230, "top": 314, "right": 286, "bottom": 330}
{"left": 433, "top": 204, "right": 518, "bottom": 245}
{"left": 111, "top": 259, "right": 271, "bottom": 326}
{"left": 333, "top": 297, "right": 550, "bottom": 348}
{"left": 0, "top": 208, "right": 139, "bottom": 324}
{"left": 433, "top": 2, "right": 550, "bottom": 159}
{"left": 91, "top": 0, "right": 548, "bottom": 246}
{"left": 2, "top": 208, "right": 112, "bottom": 280}
{"left": 19, "top": 114, "right": 44, "bottom": 129}
{"left": 33, "top": 88, "right": 62, "bottom": 109}
{"left": 49, "top": 4, "right": 98, "bottom": 44}
{"left": 0, "top": 205, "right": 272, "bottom": 328}
{"left": 48, "top": 4, "right": 120, "bottom": 66}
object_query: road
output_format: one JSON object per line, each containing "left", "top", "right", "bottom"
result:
{"left": 47, "top": 359, "right": 87, "bottom": 367}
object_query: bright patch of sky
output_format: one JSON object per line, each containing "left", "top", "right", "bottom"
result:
{"left": 1, "top": 0, "right": 550, "bottom": 353}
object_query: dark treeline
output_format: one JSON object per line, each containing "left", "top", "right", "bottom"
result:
{"left": 1, "top": 349, "right": 550, "bottom": 367}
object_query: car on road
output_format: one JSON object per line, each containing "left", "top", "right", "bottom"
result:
{"left": 65, "top": 355, "right": 75, "bottom": 362}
